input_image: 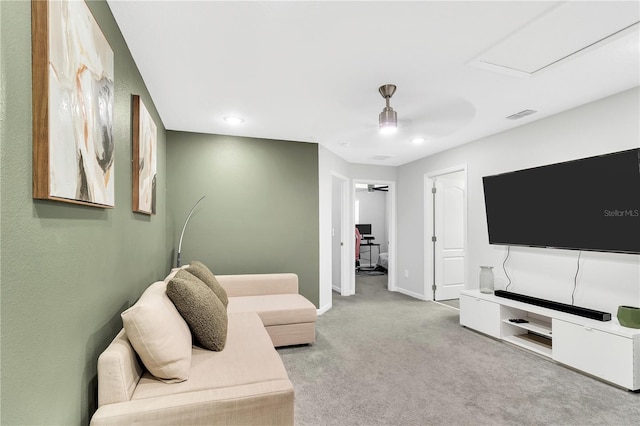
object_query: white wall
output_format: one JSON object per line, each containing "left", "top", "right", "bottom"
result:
{"left": 331, "top": 175, "right": 343, "bottom": 290}
{"left": 396, "top": 87, "right": 640, "bottom": 315}
{"left": 351, "top": 164, "right": 397, "bottom": 182}
{"left": 318, "top": 146, "right": 350, "bottom": 312}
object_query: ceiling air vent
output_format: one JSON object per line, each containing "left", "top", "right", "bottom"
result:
{"left": 506, "top": 109, "right": 537, "bottom": 120}
{"left": 370, "top": 155, "right": 392, "bottom": 161}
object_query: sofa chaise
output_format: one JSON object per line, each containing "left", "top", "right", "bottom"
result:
{"left": 90, "top": 269, "right": 316, "bottom": 425}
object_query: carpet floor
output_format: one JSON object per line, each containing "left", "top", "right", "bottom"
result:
{"left": 278, "top": 275, "right": 640, "bottom": 425}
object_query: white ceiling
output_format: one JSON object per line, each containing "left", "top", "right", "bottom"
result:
{"left": 107, "top": 1, "right": 640, "bottom": 166}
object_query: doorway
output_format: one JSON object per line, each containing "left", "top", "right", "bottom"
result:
{"left": 425, "top": 166, "right": 467, "bottom": 302}
{"left": 351, "top": 179, "right": 396, "bottom": 295}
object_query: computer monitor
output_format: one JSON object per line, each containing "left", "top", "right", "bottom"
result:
{"left": 356, "top": 224, "right": 372, "bottom": 235}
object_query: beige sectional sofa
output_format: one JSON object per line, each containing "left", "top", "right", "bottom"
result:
{"left": 90, "top": 271, "right": 316, "bottom": 425}
{"left": 221, "top": 274, "right": 317, "bottom": 347}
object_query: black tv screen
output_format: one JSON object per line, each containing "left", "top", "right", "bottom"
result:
{"left": 482, "top": 148, "right": 640, "bottom": 254}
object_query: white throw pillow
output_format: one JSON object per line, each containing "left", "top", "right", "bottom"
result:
{"left": 121, "top": 281, "right": 192, "bottom": 382}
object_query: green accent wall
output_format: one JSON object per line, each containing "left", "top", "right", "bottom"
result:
{"left": 166, "top": 131, "right": 320, "bottom": 307}
{"left": 1, "top": 1, "right": 168, "bottom": 424}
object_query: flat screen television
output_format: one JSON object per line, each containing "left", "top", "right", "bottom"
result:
{"left": 356, "top": 224, "right": 372, "bottom": 235}
{"left": 482, "top": 148, "right": 640, "bottom": 254}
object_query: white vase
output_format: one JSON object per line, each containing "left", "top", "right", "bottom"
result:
{"left": 479, "top": 266, "right": 494, "bottom": 294}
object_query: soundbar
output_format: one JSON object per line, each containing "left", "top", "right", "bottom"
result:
{"left": 494, "top": 290, "right": 611, "bottom": 322}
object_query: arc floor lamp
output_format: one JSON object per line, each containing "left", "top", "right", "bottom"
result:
{"left": 176, "top": 196, "right": 205, "bottom": 267}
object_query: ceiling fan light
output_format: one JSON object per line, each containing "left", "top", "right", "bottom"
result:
{"left": 379, "top": 107, "right": 397, "bottom": 133}
{"left": 378, "top": 84, "right": 398, "bottom": 134}
{"left": 379, "top": 124, "right": 397, "bottom": 134}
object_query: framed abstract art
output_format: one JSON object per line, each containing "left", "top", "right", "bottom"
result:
{"left": 32, "top": 0, "right": 115, "bottom": 207}
{"left": 132, "top": 95, "right": 157, "bottom": 215}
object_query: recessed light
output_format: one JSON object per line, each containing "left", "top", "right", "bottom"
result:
{"left": 224, "top": 116, "right": 244, "bottom": 125}
{"left": 411, "top": 137, "right": 425, "bottom": 144}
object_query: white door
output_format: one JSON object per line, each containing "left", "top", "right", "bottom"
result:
{"left": 433, "top": 172, "right": 466, "bottom": 301}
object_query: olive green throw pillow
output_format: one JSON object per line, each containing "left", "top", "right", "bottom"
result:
{"left": 167, "top": 270, "right": 228, "bottom": 351}
{"left": 186, "top": 261, "right": 229, "bottom": 308}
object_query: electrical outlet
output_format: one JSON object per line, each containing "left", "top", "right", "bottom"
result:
{"left": 404, "top": 269, "right": 409, "bottom": 278}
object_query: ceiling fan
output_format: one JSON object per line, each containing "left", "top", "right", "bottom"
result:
{"left": 355, "top": 183, "right": 389, "bottom": 192}
{"left": 367, "top": 184, "right": 388, "bottom": 192}
{"left": 334, "top": 86, "right": 477, "bottom": 153}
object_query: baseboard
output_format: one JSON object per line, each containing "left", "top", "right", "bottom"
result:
{"left": 394, "top": 287, "right": 428, "bottom": 301}
{"left": 317, "top": 303, "right": 332, "bottom": 315}
{"left": 332, "top": 285, "right": 341, "bottom": 293}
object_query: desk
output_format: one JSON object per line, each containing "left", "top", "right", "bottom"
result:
{"left": 359, "top": 243, "right": 380, "bottom": 270}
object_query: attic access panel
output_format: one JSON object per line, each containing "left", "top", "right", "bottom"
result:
{"left": 469, "top": 2, "right": 640, "bottom": 77}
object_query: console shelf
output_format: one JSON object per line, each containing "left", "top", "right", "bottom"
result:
{"left": 501, "top": 317, "right": 552, "bottom": 337}
{"left": 503, "top": 333, "right": 552, "bottom": 357}
{"left": 460, "top": 290, "right": 640, "bottom": 391}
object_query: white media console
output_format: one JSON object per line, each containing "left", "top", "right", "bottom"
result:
{"left": 460, "top": 289, "right": 640, "bottom": 391}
